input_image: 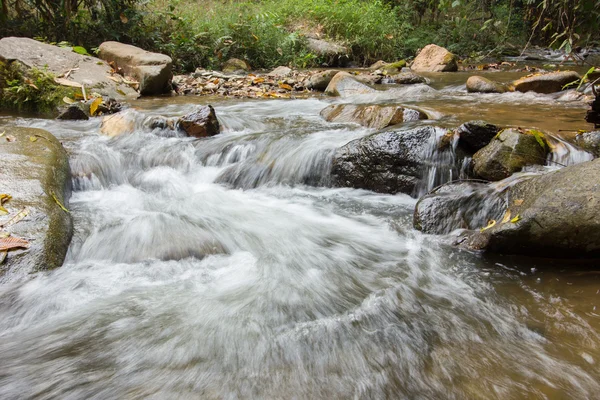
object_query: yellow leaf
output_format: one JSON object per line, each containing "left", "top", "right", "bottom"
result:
{"left": 50, "top": 191, "right": 69, "bottom": 213}
{"left": 0, "top": 131, "right": 4, "bottom": 137}
{"left": 253, "top": 77, "right": 265, "bottom": 84}
{"left": 252, "top": 34, "right": 259, "bottom": 41}
{"left": 0, "top": 207, "right": 29, "bottom": 229}
{"left": 29, "top": 136, "right": 38, "bottom": 142}
{"left": 501, "top": 210, "right": 512, "bottom": 223}
{"left": 480, "top": 219, "right": 497, "bottom": 232}
{"left": 514, "top": 199, "right": 523, "bottom": 206}
{"left": 510, "top": 215, "right": 521, "bottom": 223}
{"left": 278, "top": 83, "right": 293, "bottom": 91}
{"left": 90, "top": 97, "right": 103, "bottom": 116}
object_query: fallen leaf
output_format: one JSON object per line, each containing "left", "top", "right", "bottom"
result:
{"left": 29, "top": 136, "right": 38, "bottom": 142}
{"left": 0, "top": 207, "right": 30, "bottom": 229}
{"left": 501, "top": 210, "right": 512, "bottom": 223}
{"left": 89, "top": 97, "right": 103, "bottom": 116}
{"left": 50, "top": 191, "right": 69, "bottom": 213}
{"left": 107, "top": 75, "right": 122, "bottom": 83}
{"left": 54, "top": 77, "right": 82, "bottom": 88}
{"left": 0, "top": 250, "right": 6, "bottom": 264}
{"left": 278, "top": 83, "right": 293, "bottom": 91}
{"left": 63, "top": 96, "right": 76, "bottom": 104}
{"left": 480, "top": 219, "right": 497, "bottom": 232}
{"left": 510, "top": 215, "right": 521, "bottom": 223}
{"left": 120, "top": 13, "right": 128, "bottom": 23}
{"left": 514, "top": 199, "right": 523, "bottom": 206}
{"left": 0, "top": 236, "right": 30, "bottom": 251}
{"left": 6, "top": 135, "right": 16, "bottom": 142}
{"left": 0, "top": 131, "right": 5, "bottom": 137}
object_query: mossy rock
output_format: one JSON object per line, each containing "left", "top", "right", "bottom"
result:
{"left": 381, "top": 60, "right": 407, "bottom": 75}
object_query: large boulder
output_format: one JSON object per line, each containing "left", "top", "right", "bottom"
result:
{"left": 472, "top": 128, "right": 548, "bottom": 181}
{"left": 320, "top": 104, "right": 427, "bottom": 129}
{"left": 178, "top": 105, "right": 220, "bottom": 138}
{"left": 324, "top": 72, "right": 376, "bottom": 97}
{"left": 460, "top": 158, "right": 600, "bottom": 257}
{"left": 305, "top": 70, "right": 339, "bottom": 91}
{"left": 512, "top": 71, "right": 581, "bottom": 94}
{"left": 575, "top": 130, "right": 600, "bottom": 157}
{"left": 0, "top": 127, "right": 72, "bottom": 281}
{"left": 456, "top": 120, "right": 501, "bottom": 152}
{"left": 331, "top": 126, "right": 438, "bottom": 195}
{"left": 466, "top": 76, "right": 507, "bottom": 93}
{"left": 0, "top": 36, "right": 138, "bottom": 100}
{"left": 411, "top": 44, "right": 458, "bottom": 73}
{"left": 98, "top": 41, "right": 173, "bottom": 96}
{"left": 222, "top": 58, "right": 251, "bottom": 74}
{"left": 100, "top": 110, "right": 138, "bottom": 137}
{"left": 414, "top": 182, "right": 506, "bottom": 234}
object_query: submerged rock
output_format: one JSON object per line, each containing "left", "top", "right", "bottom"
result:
{"left": 512, "top": 71, "right": 581, "bottom": 94}
{"left": 320, "top": 104, "right": 427, "bottom": 129}
{"left": 414, "top": 182, "right": 506, "bottom": 234}
{"left": 331, "top": 126, "right": 438, "bottom": 195}
{"left": 178, "top": 105, "right": 220, "bottom": 138}
{"left": 98, "top": 41, "right": 173, "bottom": 96}
{"left": 0, "top": 127, "right": 72, "bottom": 278}
{"left": 466, "top": 76, "right": 507, "bottom": 93}
{"left": 457, "top": 120, "right": 501, "bottom": 152}
{"left": 324, "top": 72, "right": 376, "bottom": 97}
{"left": 472, "top": 128, "right": 548, "bottom": 181}
{"left": 305, "top": 70, "right": 339, "bottom": 91}
{"left": 461, "top": 158, "right": 600, "bottom": 257}
{"left": 411, "top": 44, "right": 458, "bottom": 73}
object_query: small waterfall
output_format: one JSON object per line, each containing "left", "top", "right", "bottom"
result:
{"left": 547, "top": 134, "right": 593, "bottom": 167}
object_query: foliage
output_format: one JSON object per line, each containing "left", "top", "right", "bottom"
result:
{"left": 0, "top": 61, "right": 76, "bottom": 114}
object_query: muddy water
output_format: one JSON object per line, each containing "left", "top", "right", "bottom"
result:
{"left": 0, "top": 70, "right": 599, "bottom": 399}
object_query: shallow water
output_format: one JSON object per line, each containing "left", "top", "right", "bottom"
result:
{"left": 0, "top": 70, "right": 599, "bottom": 399}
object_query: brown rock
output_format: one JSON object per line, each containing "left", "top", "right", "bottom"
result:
{"left": 100, "top": 110, "right": 137, "bottom": 137}
{"left": 411, "top": 44, "right": 458, "bottom": 73}
{"left": 512, "top": 71, "right": 581, "bottom": 94}
{"left": 324, "top": 72, "right": 376, "bottom": 97}
{"left": 320, "top": 104, "right": 427, "bottom": 129}
{"left": 305, "top": 70, "right": 339, "bottom": 91}
{"left": 178, "top": 105, "right": 220, "bottom": 138}
{"left": 466, "top": 76, "right": 506, "bottom": 93}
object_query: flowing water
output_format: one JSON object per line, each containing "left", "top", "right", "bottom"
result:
{"left": 0, "top": 70, "right": 599, "bottom": 399}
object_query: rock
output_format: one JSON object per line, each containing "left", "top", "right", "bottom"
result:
{"left": 457, "top": 120, "right": 501, "bottom": 152}
{"left": 306, "top": 38, "right": 348, "bottom": 66}
{"left": 461, "top": 158, "right": 600, "bottom": 257}
{"left": 178, "top": 105, "right": 220, "bottom": 138}
{"left": 369, "top": 60, "right": 388, "bottom": 71}
{"left": 100, "top": 110, "right": 137, "bottom": 137}
{"left": 586, "top": 91, "right": 600, "bottom": 128}
{"left": 268, "top": 66, "right": 292, "bottom": 77}
{"left": 320, "top": 104, "right": 427, "bottom": 129}
{"left": 466, "top": 76, "right": 507, "bottom": 93}
{"left": 354, "top": 74, "right": 382, "bottom": 85}
{"left": 144, "top": 115, "right": 177, "bottom": 131}
{"left": 472, "top": 128, "right": 549, "bottom": 181}
{"left": 56, "top": 104, "right": 89, "bottom": 120}
{"left": 0, "top": 36, "right": 138, "bottom": 100}
{"left": 381, "top": 60, "right": 407, "bottom": 75}
{"left": 305, "top": 70, "right": 339, "bottom": 91}
{"left": 222, "top": 58, "right": 251, "bottom": 73}
{"left": 98, "top": 41, "right": 173, "bottom": 96}
{"left": 411, "top": 44, "right": 458, "bottom": 73}
{"left": 324, "top": 72, "right": 376, "bottom": 97}
{"left": 331, "top": 126, "right": 438, "bottom": 195}
{"left": 414, "top": 182, "right": 506, "bottom": 234}
{"left": 0, "top": 127, "right": 72, "bottom": 280}
{"left": 575, "top": 130, "right": 600, "bottom": 157}
{"left": 389, "top": 72, "right": 426, "bottom": 84}
{"left": 512, "top": 71, "right": 581, "bottom": 94}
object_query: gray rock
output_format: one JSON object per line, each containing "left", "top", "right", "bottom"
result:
{"left": 320, "top": 104, "right": 427, "bottom": 129}
{"left": 414, "top": 182, "right": 506, "bottom": 234}
{"left": 56, "top": 104, "right": 89, "bottom": 120}
{"left": 178, "top": 105, "right": 220, "bottom": 138}
{"left": 305, "top": 70, "right": 339, "bottom": 91}
{"left": 466, "top": 76, "right": 506, "bottom": 93}
{"left": 389, "top": 72, "right": 426, "bottom": 84}
{"left": 324, "top": 72, "right": 376, "bottom": 97}
{"left": 331, "top": 126, "right": 438, "bottom": 195}
{"left": 411, "top": 44, "right": 458, "bottom": 72}
{"left": 575, "top": 130, "right": 600, "bottom": 157}
{"left": 0, "top": 127, "right": 72, "bottom": 281}
{"left": 98, "top": 41, "right": 173, "bottom": 95}
{"left": 268, "top": 66, "right": 292, "bottom": 77}
{"left": 0, "top": 36, "right": 138, "bottom": 100}
{"left": 512, "top": 71, "right": 581, "bottom": 94}
{"left": 461, "top": 158, "right": 600, "bottom": 257}
{"left": 222, "top": 58, "right": 251, "bottom": 73}
{"left": 457, "top": 120, "right": 501, "bottom": 152}
{"left": 472, "top": 128, "right": 548, "bottom": 181}
{"left": 307, "top": 38, "right": 348, "bottom": 66}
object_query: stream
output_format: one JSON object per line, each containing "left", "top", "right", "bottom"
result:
{"left": 0, "top": 69, "right": 599, "bottom": 399}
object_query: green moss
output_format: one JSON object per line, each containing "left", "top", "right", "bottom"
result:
{"left": 0, "top": 61, "right": 77, "bottom": 115}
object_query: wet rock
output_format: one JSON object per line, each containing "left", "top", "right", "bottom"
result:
{"left": 0, "top": 127, "right": 72, "bottom": 279}
{"left": 268, "top": 66, "right": 292, "bottom": 77}
{"left": 100, "top": 110, "right": 137, "bottom": 137}
{"left": 222, "top": 58, "right": 251, "bottom": 73}
{"left": 0, "top": 36, "right": 138, "bottom": 100}
{"left": 144, "top": 115, "right": 177, "bottom": 131}
{"left": 457, "top": 120, "right": 501, "bottom": 152}
{"left": 512, "top": 71, "right": 581, "bottom": 94}
{"left": 381, "top": 60, "right": 407, "bottom": 75}
{"left": 324, "top": 72, "right": 376, "bottom": 97}
{"left": 389, "top": 72, "right": 426, "bottom": 85}
{"left": 305, "top": 70, "right": 339, "bottom": 91}
{"left": 98, "top": 41, "right": 173, "bottom": 95}
{"left": 178, "top": 105, "right": 220, "bottom": 138}
{"left": 466, "top": 76, "right": 507, "bottom": 93}
{"left": 354, "top": 74, "right": 383, "bottom": 85}
{"left": 575, "top": 130, "right": 600, "bottom": 157}
{"left": 586, "top": 90, "right": 600, "bottom": 128}
{"left": 369, "top": 60, "right": 388, "bottom": 71}
{"left": 414, "top": 182, "right": 506, "bottom": 234}
{"left": 320, "top": 104, "right": 427, "bottom": 129}
{"left": 411, "top": 44, "right": 458, "bottom": 73}
{"left": 331, "top": 126, "right": 438, "bottom": 195}
{"left": 461, "top": 158, "right": 600, "bottom": 257}
{"left": 56, "top": 104, "right": 89, "bottom": 120}
{"left": 472, "top": 128, "right": 548, "bottom": 181}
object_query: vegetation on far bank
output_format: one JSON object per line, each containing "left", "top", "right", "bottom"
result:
{"left": 1, "top": 0, "right": 600, "bottom": 72}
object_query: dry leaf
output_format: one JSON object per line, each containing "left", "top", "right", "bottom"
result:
{"left": 0, "top": 207, "right": 30, "bottom": 229}
{"left": 514, "top": 199, "right": 523, "bottom": 206}
{"left": 29, "top": 136, "right": 38, "bottom": 142}
{"left": 278, "top": 83, "right": 293, "bottom": 91}
{"left": 6, "top": 135, "right": 16, "bottom": 142}
{"left": 0, "top": 236, "right": 30, "bottom": 251}
{"left": 480, "top": 219, "right": 497, "bottom": 232}
{"left": 89, "top": 97, "right": 103, "bottom": 116}
{"left": 120, "top": 13, "right": 128, "bottom": 23}
{"left": 63, "top": 96, "right": 76, "bottom": 104}
{"left": 54, "top": 77, "right": 82, "bottom": 88}
{"left": 501, "top": 210, "right": 512, "bottom": 224}
{"left": 0, "top": 250, "right": 6, "bottom": 264}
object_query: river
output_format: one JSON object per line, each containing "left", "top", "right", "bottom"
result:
{"left": 0, "top": 69, "right": 599, "bottom": 399}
